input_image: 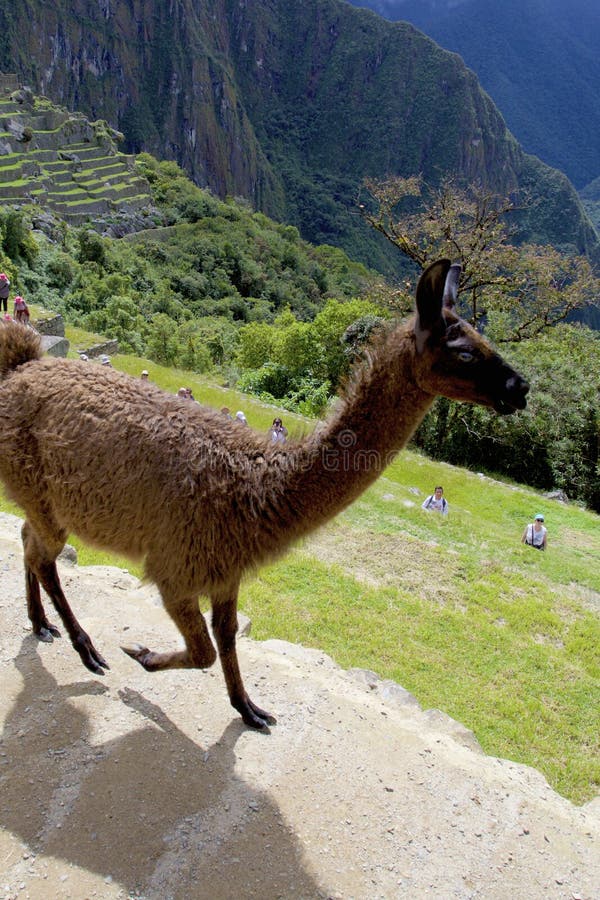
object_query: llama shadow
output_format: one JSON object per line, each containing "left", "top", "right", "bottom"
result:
{"left": 0, "top": 638, "right": 322, "bottom": 899}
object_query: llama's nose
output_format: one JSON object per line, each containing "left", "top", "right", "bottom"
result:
{"left": 507, "top": 374, "right": 529, "bottom": 394}
{"left": 506, "top": 374, "right": 529, "bottom": 406}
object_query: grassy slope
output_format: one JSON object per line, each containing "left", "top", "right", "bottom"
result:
{"left": 2, "top": 319, "right": 598, "bottom": 804}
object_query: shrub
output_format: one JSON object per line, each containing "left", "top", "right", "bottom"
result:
{"left": 78, "top": 229, "right": 107, "bottom": 266}
{"left": 237, "top": 363, "right": 294, "bottom": 399}
{"left": 46, "top": 252, "right": 76, "bottom": 290}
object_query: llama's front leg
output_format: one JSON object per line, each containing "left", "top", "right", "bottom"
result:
{"left": 211, "top": 590, "right": 276, "bottom": 729}
{"left": 122, "top": 594, "right": 217, "bottom": 671}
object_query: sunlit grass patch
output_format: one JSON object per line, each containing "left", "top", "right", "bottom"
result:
{"left": 241, "top": 546, "right": 599, "bottom": 803}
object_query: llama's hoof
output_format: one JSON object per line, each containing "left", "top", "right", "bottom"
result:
{"left": 121, "top": 644, "right": 155, "bottom": 670}
{"left": 35, "top": 623, "right": 61, "bottom": 643}
{"left": 82, "top": 656, "right": 109, "bottom": 676}
{"left": 239, "top": 697, "right": 277, "bottom": 729}
{"left": 74, "top": 633, "right": 109, "bottom": 675}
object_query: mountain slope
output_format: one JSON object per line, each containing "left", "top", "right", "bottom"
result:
{"left": 0, "top": 0, "right": 597, "bottom": 273}
{"left": 347, "top": 0, "right": 600, "bottom": 191}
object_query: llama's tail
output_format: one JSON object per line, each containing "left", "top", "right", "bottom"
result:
{"left": 0, "top": 321, "right": 42, "bottom": 381}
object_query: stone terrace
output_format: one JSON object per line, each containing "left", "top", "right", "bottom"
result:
{"left": 0, "top": 77, "right": 152, "bottom": 224}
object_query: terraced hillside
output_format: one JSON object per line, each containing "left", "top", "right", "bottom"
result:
{"left": 0, "top": 75, "right": 152, "bottom": 224}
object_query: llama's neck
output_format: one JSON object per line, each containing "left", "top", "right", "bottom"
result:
{"left": 259, "top": 322, "right": 434, "bottom": 549}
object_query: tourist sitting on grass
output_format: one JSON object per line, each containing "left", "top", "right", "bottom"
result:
{"left": 421, "top": 485, "right": 448, "bottom": 515}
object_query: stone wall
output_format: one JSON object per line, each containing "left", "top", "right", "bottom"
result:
{"left": 80, "top": 339, "right": 119, "bottom": 359}
{"left": 32, "top": 313, "right": 119, "bottom": 359}
{"left": 0, "top": 74, "right": 19, "bottom": 96}
{"left": 34, "top": 314, "right": 65, "bottom": 337}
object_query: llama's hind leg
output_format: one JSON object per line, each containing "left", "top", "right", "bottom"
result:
{"left": 211, "top": 589, "right": 276, "bottom": 729}
{"left": 22, "top": 521, "right": 61, "bottom": 642}
{"left": 22, "top": 521, "right": 108, "bottom": 675}
{"left": 25, "top": 562, "right": 60, "bottom": 643}
{"left": 122, "top": 593, "right": 218, "bottom": 671}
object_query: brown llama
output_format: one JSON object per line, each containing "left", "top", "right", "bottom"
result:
{"left": 0, "top": 260, "right": 528, "bottom": 728}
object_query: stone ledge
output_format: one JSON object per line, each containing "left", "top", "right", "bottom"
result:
{"left": 78, "top": 339, "right": 119, "bottom": 359}
{"left": 40, "top": 334, "right": 69, "bottom": 357}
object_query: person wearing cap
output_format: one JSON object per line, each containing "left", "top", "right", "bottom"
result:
{"left": 235, "top": 410, "right": 248, "bottom": 425}
{"left": 0, "top": 273, "right": 10, "bottom": 313}
{"left": 522, "top": 514, "right": 547, "bottom": 550}
{"left": 141, "top": 370, "right": 149, "bottom": 381}
{"left": 100, "top": 354, "right": 111, "bottom": 366}
{"left": 13, "top": 295, "right": 30, "bottom": 324}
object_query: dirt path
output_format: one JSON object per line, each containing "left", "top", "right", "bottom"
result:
{"left": 0, "top": 513, "right": 598, "bottom": 899}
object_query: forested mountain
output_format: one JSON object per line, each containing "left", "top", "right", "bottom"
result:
{"left": 0, "top": 0, "right": 597, "bottom": 276}
{"left": 346, "top": 0, "right": 600, "bottom": 192}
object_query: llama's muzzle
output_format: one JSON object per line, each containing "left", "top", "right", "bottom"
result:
{"left": 494, "top": 373, "right": 529, "bottom": 414}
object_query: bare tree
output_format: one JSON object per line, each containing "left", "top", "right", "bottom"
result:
{"left": 361, "top": 176, "right": 599, "bottom": 341}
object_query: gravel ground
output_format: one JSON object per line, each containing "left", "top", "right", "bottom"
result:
{"left": 0, "top": 512, "right": 598, "bottom": 900}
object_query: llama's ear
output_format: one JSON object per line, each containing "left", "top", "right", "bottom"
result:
{"left": 415, "top": 258, "right": 452, "bottom": 352}
{"left": 442, "top": 262, "right": 461, "bottom": 309}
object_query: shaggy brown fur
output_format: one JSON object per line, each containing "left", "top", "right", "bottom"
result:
{"left": 0, "top": 260, "right": 528, "bottom": 728}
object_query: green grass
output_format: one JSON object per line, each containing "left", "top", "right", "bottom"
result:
{"left": 55, "top": 198, "right": 109, "bottom": 209}
{"left": 100, "top": 347, "right": 308, "bottom": 437}
{"left": 0, "top": 162, "right": 25, "bottom": 175}
{"left": 1, "top": 321, "right": 598, "bottom": 804}
{"left": 0, "top": 178, "right": 30, "bottom": 188}
{"left": 240, "top": 470, "right": 599, "bottom": 803}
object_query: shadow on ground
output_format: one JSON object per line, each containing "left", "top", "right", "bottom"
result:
{"left": 0, "top": 637, "right": 321, "bottom": 898}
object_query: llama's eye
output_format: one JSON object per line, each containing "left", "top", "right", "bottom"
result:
{"left": 457, "top": 351, "right": 474, "bottom": 363}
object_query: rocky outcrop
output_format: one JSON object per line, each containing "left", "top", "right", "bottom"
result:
{"left": 0, "top": 510, "right": 598, "bottom": 899}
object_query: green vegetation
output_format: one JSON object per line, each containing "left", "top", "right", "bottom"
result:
{"left": 363, "top": 175, "right": 600, "bottom": 338}
{"left": 1, "top": 327, "right": 597, "bottom": 804}
{"left": 3, "top": 157, "right": 383, "bottom": 416}
{"left": 360, "top": 177, "right": 600, "bottom": 511}
{"left": 1, "top": 159, "right": 598, "bottom": 509}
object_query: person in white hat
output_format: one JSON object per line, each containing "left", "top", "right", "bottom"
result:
{"left": 522, "top": 514, "right": 547, "bottom": 550}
